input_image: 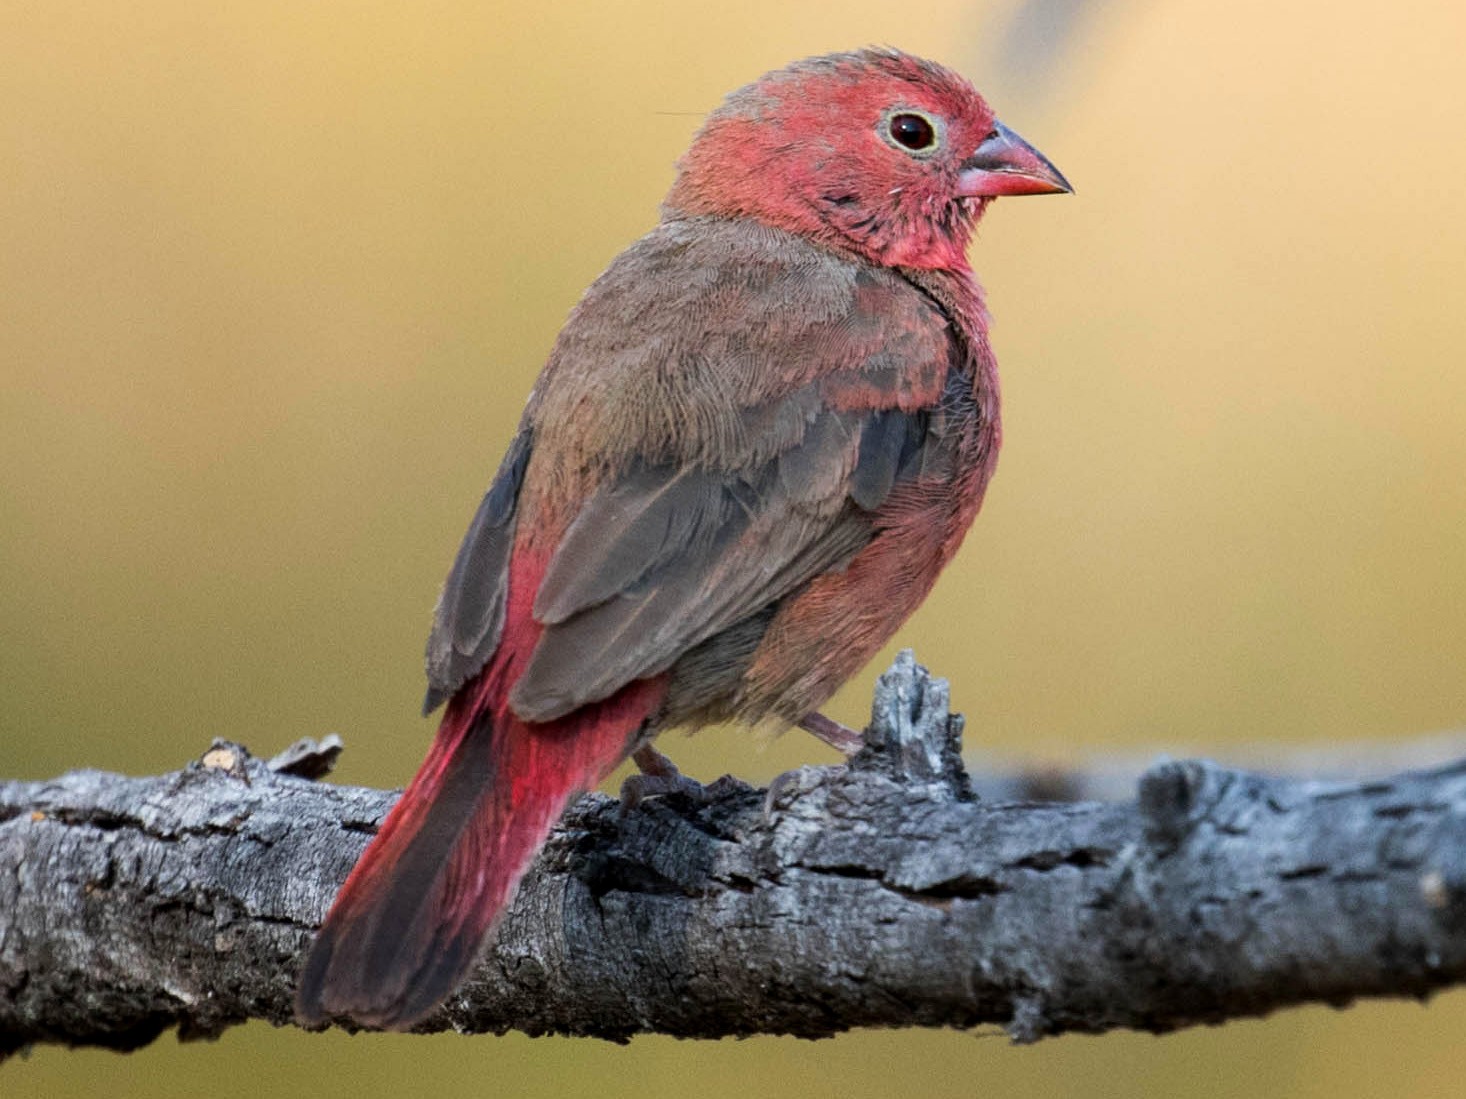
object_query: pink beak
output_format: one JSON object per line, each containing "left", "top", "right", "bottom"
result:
{"left": 957, "top": 121, "right": 1072, "bottom": 198}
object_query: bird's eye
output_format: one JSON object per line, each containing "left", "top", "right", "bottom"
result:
{"left": 887, "top": 112, "right": 938, "bottom": 152}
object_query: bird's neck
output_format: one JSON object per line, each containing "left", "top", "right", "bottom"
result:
{"left": 901, "top": 264, "right": 990, "bottom": 346}
{"left": 664, "top": 160, "right": 981, "bottom": 276}
{"left": 868, "top": 200, "right": 985, "bottom": 272}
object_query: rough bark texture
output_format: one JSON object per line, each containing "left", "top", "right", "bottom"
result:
{"left": 4, "top": 652, "right": 1466, "bottom": 1056}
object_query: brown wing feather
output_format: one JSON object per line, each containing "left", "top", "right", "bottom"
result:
{"left": 424, "top": 218, "right": 958, "bottom": 723}
{"left": 510, "top": 409, "right": 879, "bottom": 721}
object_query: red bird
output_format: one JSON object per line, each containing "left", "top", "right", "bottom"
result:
{"left": 297, "top": 48, "right": 1070, "bottom": 1029}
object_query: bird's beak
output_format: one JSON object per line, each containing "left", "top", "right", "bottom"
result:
{"left": 957, "top": 121, "right": 1072, "bottom": 198}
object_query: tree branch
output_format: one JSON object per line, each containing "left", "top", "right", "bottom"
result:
{"left": 4, "top": 652, "right": 1466, "bottom": 1056}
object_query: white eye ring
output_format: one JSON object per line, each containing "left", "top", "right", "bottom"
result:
{"left": 883, "top": 110, "right": 941, "bottom": 154}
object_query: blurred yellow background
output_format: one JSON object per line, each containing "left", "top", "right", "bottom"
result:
{"left": 5, "top": 1, "right": 1466, "bottom": 1095}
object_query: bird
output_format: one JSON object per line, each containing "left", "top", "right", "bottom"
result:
{"left": 295, "top": 46, "right": 1070, "bottom": 1030}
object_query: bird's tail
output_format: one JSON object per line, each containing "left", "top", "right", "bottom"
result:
{"left": 295, "top": 677, "right": 660, "bottom": 1030}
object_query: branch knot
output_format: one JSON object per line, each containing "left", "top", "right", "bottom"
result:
{"left": 851, "top": 650, "right": 971, "bottom": 798}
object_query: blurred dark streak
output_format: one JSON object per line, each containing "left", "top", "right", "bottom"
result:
{"left": 985, "top": 0, "right": 1145, "bottom": 108}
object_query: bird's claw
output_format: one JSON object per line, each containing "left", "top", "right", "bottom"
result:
{"left": 619, "top": 743, "right": 710, "bottom": 816}
{"left": 761, "top": 770, "right": 800, "bottom": 822}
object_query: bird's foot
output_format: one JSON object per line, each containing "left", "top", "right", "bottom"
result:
{"left": 798, "top": 711, "right": 866, "bottom": 756}
{"left": 761, "top": 769, "right": 804, "bottom": 821}
{"left": 762, "top": 714, "right": 866, "bottom": 821}
{"left": 619, "top": 743, "right": 709, "bottom": 815}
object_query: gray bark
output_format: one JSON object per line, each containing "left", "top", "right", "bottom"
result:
{"left": 4, "top": 652, "right": 1466, "bottom": 1056}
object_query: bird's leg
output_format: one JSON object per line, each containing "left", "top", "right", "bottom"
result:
{"left": 619, "top": 742, "right": 709, "bottom": 814}
{"left": 797, "top": 711, "right": 866, "bottom": 756}
{"left": 764, "top": 712, "right": 868, "bottom": 820}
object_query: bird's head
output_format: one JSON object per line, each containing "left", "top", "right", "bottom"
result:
{"left": 664, "top": 48, "right": 1071, "bottom": 271}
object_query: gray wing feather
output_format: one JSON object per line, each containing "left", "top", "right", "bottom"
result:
{"left": 422, "top": 429, "right": 532, "bottom": 714}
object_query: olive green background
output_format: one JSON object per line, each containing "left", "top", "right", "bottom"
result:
{"left": 5, "top": 1, "right": 1466, "bottom": 1095}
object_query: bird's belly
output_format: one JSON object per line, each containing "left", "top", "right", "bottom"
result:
{"left": 736, "top": 469, "right": 990, "bottom": 726}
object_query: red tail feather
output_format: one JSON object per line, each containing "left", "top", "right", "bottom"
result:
{"left": 296, "top": 674, "right": 661, "bottom": 1029}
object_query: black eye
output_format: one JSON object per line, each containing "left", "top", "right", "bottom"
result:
{"left": 888, "top": 112, "right": 937, "bottom": 151}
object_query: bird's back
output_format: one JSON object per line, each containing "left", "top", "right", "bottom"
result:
{"left": 495, "top": 217, "right": 1001, "bottom": 730}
